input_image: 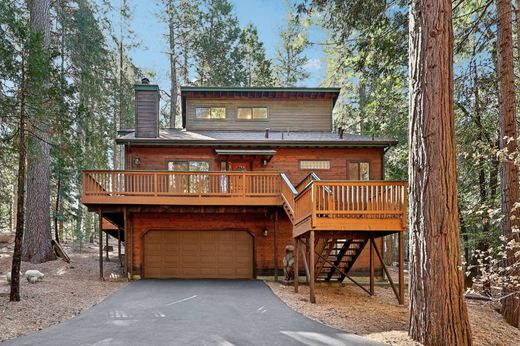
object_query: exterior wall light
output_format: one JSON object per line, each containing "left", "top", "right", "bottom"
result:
{"left": 262, "top": 227, "right": 269, "bottom": 237}
{"left": 133, "top": 155, "right": 141, "bottom": 168}
{"left": 262, "top": 158, "right": 268, "bottom": 166}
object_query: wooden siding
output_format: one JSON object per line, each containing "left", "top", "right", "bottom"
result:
{"left": 127, "top": 211, "right": 381, "bottom": 276}
{"left": 185, "top": 98, "right": 333, "bottom": 131}
{"left": 126, "top": 146, "right": 384, "bottom": 182}
{"left": 135, "top": 91, "right": 159, "bottom": 138}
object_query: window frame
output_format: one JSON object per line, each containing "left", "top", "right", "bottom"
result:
{"left": 195, "top": 106, "right": 227, "bottom": 120}
{"left": 347, "top": 161, "right": 371, "bottom": 180}
{"left": 299, "top": 160, "right": 331, "bottom": 171}
{"left": 236, "top": 107, "right": 269, "bottom": 121}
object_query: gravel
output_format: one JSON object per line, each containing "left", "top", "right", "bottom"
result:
{"left": 0, "top": 242, "right": 126, "bottom": 342}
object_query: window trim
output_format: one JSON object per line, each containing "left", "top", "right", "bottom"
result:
{"left": 347, "top": 160, "right": 371, "bottom": 180}
{"left": 236, "top": 106, "right": 269, "bottom": 121}
{"left": 194, "top": 106, "right": 227, "bottom": 120}
{"left": 299, "top": 159, "right": 331, "bottom": 170}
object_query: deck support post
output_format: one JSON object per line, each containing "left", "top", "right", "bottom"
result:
{"left": 118, "top": 228, "right": 122, "bottom": 267}
{"left": 294, "top": 237, "right": 299, "bottom": 293}
{"left": 369, "top": 236, "right": 374, "bottom": 295}
{"left": 98, "top": 209, "right": 104, "bottom": 281}
{"left": 274, "top": 209, "right": 278, "bottom": 282}
{"left": 105, "top": 230, "right": 109, "bottom": 261}
{"left": 398, "top": 231, "right": 405, "bottom": 305}
{"left": 309, "top": 230, "right": 316, "bottom": 304}
{"left": 123, "top": 207, "right": 127, "bottom": 273}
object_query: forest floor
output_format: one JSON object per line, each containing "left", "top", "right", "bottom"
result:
{"left": 267, "top": 268, "right": 520, "bottom": 346}
{"left": 0, "top": 239, "right": 126, "bottom": 342}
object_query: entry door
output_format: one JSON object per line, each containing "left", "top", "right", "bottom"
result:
{"left": 228, "top": 162, "right": 251, "bottom": 195}
{"left": 229, "top": 162, "right": 251, "bottom": 171}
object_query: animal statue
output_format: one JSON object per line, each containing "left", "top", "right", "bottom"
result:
{"left": 24, "top": 270, "right": 44, "bottom": 284}
{"left": 282, "top": 245, "right": 295, "bottom": 281}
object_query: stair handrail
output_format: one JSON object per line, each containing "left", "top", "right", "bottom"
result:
{"left": 280, "top": 173, "right": 297, "bottom": 217}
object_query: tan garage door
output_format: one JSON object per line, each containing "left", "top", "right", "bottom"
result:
{"left": 143, "top": 230, "right": 253, "bottom": 279}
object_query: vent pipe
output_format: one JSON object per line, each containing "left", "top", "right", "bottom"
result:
{"left": 265, "top": 128, "right": 270, "bottom": 139}
{"left": 338, "top": 127, "right": 344, "bottom": 139}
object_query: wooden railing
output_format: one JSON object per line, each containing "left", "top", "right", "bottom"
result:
{"left": 82, "top": 170, "right": 281, "bottom": 205}
{"left": 82, "top": 171, "right": 407, "bottom": 232}
{"left": 292, "top": 181, "right": 407, "bottom": 232}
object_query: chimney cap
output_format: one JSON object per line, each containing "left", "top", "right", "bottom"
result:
{"left": 141, "top": 77, "right": 150, "bottom": 85}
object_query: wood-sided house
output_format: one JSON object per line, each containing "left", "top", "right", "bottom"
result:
{"left": 81, "top": 80, "right": 407, "bottom": 303}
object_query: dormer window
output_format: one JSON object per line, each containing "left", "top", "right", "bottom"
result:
{"left": 195, "top": 107, "right": 226, "bottom": 119}
{"left": 237, "top": 107, "right": 268, "bottom": 120}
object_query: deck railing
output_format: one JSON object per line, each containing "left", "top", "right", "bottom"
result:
{"left": 293, "top": 180, "right": 407, "bottom": 230}
{"left": 82, "top": 171, "right": 407, "bottom": 231}
{"left": 82, "top": 171, "right": 281, "bottom": 204}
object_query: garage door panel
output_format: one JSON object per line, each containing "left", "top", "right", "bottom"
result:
{"left": 144, "top": 230, "right": 253, "bottom": 279}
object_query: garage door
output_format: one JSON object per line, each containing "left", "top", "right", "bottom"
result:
{"left": 143, "top": 230, "right": 253, "bottom": 279}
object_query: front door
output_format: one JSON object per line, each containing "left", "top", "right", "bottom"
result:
{"left": 229, "top": 161, "right": 251, "bottom": 171}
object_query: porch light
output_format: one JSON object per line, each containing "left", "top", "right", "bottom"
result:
{"left": 262, "top": 158, "right": 268, "bottom": 166}
{"left": 262, "top": 227, "right": 269, "bottom": 237}
{"left": 133, "top": 155, "right": 141, "bottom": 167}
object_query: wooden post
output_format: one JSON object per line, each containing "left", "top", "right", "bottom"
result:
{"left": 309, "top": 230, "right": 316, "bottom": 304}
{"left": 370, "top": 236, "right": 374, "bottom": 295}
{"left": 398, "top": 231, "right": 405, "bottom": 305}
{"left": 105, "top": 230, "right": 109, "bottom": 261}
{"left": 118, "top": 228, "right": 122, "bottom": 268}
{"left": 98, "top": 210, "right": 104, "bottom": 280}
{"left": 274, "top": 209, "right": 279, "bottom": 282}
{"left": 123, "top": 207, "right": 127, "bottom": 273}
{"left": 294, "top": 237, "right": 299, "bottom": 293}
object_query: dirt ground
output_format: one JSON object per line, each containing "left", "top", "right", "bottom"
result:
{"left": 0, "top": 240, "right": 126, "bottom": 342}
{"left": 267, "top": 271, "right": 520, "bottom": 346}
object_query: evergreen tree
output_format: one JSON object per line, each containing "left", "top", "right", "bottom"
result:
{"left": 239, "top": 24, "right": 274, "bottom": 87}
{"left": 274, "top": 2, "right": 309, "bottom": 86}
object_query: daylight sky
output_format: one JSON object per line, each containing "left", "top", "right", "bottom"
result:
{"left": 123, "top": 0, "right": 326, "bottom": 91}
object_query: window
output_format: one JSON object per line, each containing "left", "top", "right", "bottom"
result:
{"left": 168, "top": 160, "right": 210, "bottom": 193}
{"left": 237, "top": 107, "right": 268, "bottom": 120}
{"left": 348, "top": 162, "right": 370, "bottom": 180}
{"left": 299, "top": 160, "right": 331, "bottom": 170}
{"left": 195, "top": 107, "right": 226, "bottom": 119}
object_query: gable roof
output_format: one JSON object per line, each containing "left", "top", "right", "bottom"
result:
{"left": 116, "top": 129, "right": 397, "bottom": 148}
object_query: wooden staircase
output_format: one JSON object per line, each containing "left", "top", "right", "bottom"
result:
{"left": 315, "top": 238, "right": 368, "bottom": 282}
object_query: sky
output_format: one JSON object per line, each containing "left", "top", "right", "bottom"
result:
{"left": 122, "top": 0, "right": 327, "bottom": 91}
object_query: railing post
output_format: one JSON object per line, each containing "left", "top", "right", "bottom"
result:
{"left": 243, "top": 172, "right": 246, "bottom": 197}
{"left": 311, "top": 183, "right": 316, "bottom": 228}
{"left": 154, "top": 172, "right": 158, "bottom": 196}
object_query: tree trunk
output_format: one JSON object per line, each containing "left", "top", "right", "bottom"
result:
{"left": 22, "top": 0, "right": 56, "bottom": 264}
{"left": 408, "top": 0, "right": 473, "bottom": 344}
{"left": 497, "top": 0, "right": 520, "bottom": 328}
{"left": 10, "top": 57, "right": 26, "bottom": 302}
{"left": 54, "top": 171, "right": 61, "bottom": 243}
{"left": 168, "top": 0, "right": 178, "bottom": 128}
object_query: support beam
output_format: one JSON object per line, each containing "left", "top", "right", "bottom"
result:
{"left": 398, "top": 231, "right": 405, "bottom": 305}
{"left": 123, "top": 207, "right": 128, "bottom": 274}
{"left": 372, "top": 235, "right": 400, "bottom": 303}
{"left": 369, "top": 236, "right": 374, "bottom": 295}
{"left": 309, "top": 231, "right": 316, "bottom": 304}
{"left": 105, "top": 230, "right": 109, "bottom": 261}
{"left": 118, "top": 228, "right": 122, "bottom": 268}
{"left": 274, "top": 209, "right": 278, "bottom": 282}
{"left": 294, "top": 237, "right": 299, "bottom": 293}
{"left": 98, "top": 209, "right": 104, "bottom": 281}
{"left": 299, "top": 240, "right": 310, "bottom": 283}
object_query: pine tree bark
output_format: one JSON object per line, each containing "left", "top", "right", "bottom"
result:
{"left": 408, "top": 0, "right": 472, "bottom": 344}
{"left": 22, "top": 0, "right": 55, "bottom": 263}
{"left": 10, "top": 57, "right": 26, "bottom": 302}
{"left": 497, "top": 0, "right": 520, "bottom": 328}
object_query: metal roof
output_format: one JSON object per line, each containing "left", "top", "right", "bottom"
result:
{"left": 215, "top": 149, "right": 277, "bottom": 155}
{"left": 180, "top": 86, "right": 341, "bottom": 93}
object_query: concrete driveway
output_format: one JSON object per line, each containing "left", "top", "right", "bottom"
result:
{"left": 6, "top": 280, "right": 383, "bottom": 346}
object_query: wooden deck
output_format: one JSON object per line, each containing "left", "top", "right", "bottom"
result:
{"left": 82, "top": 170, "right": 407, "bottom": 233}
